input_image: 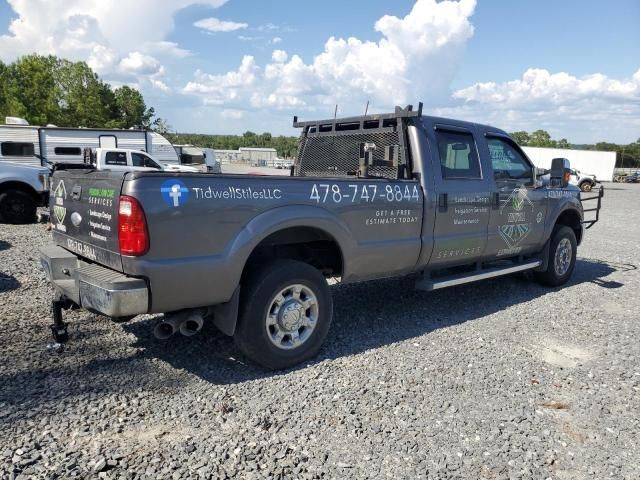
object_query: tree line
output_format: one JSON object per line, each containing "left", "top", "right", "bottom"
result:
{"left": 0, "top": 54, "right": 159, "bottom": 129}
{"left": 1, "top": 55, "right": 637, "bottom": 166}
{"left": 511, "top": 129, "right": 640, "bottom": 168}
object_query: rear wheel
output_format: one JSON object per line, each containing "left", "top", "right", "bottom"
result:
{"left": 234, "top": 259, "right": 333, "bottom": 369}
{"left": 0, "top": 189, "right": 37, "bottom": 224}
{"left": 534, "top": 226, "right": 577, "bottom": 286}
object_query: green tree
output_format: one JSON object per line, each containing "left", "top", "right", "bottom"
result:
{"left": 7, "top": 55, "right": 60, "bottom": 125}
{"left": 529, "top": 129, "right": 556, "bottom": 147}
{"left": 510, "top": 131, "right": 530, "bottom": 146}
{"left": 108, "top": 85, "right": 155, "bottom": 129}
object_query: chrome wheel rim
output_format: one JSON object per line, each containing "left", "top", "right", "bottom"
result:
{"left": 554, "top": 238, "right": 572, "bottom": 276}
{"left": 265, "top": 284, "right": 319, "bottom": 350}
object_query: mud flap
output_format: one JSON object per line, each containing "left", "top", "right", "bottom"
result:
{"left": 213, "top": 286, "right": 240, "bottom": 336}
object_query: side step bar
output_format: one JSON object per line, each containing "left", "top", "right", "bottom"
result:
{"left": 415, "top": 260, "right": 542, "bottom": 291}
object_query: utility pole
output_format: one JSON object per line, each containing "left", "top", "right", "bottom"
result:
{"left": 620, "top": 146, "right": 626, "bottom": 170}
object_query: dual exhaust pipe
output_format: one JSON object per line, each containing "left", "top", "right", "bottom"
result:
{"left": 153, "top": 309, "right": 206, "bottom": 340}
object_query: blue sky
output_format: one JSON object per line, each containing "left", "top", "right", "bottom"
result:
{"left": 0, "top": 0, "right": 639, "bottom": 143}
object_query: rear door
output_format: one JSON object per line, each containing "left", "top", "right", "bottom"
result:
{"left": 50, "top": 170, "right": 124, "bottom": 270}
{"left": 425, "top": 122, "right": 492, "bottom": 267}
{"left": 481, "top": 133, "right": 547, "bottom": 258}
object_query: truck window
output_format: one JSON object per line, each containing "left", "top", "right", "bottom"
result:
{"left": 1, "top": 142, "right": 34, "bottom": 156}
{"left": 54, "top": 147, "right": 81, "bottom": 156}
{"left": 132, "top": 152, "right": 161, "bottom": 169}
{"left": 105, "top": 151, "right": 127, "bottom": 165}
{"left": 487, "top": 137, "right": 531, "bottom": 181}
{"left": 435, "top": 130, "right": 481, "bottom": 179}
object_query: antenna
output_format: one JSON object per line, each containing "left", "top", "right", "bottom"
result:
{"left": 364, "top": 100, "right": 369, "bottom": 117}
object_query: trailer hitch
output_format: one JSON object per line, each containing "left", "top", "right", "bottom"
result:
{"left": 49, "top": 294, "right": 77, "bottom": 345}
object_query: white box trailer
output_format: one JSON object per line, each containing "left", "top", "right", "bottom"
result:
{"left": 523, "top": 146, "right": 617, "bottom": 182}
{"left": 0, "top": 122, "right": 179, "bottom": 167}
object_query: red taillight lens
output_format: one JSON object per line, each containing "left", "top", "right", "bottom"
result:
{"left": 118, "top": 195, "right": 149, "bottom": 256}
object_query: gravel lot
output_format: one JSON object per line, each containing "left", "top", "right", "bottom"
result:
{"left": 1, "top": 183, "right": 639, "bottom": 479}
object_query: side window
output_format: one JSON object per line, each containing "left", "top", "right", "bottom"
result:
{"left": 435, "top": 130, "right": 481, "bottom": 179}
{"left": 1, "top": 142, "right": 35, "bottom": 156}
{"left": 54, "top": 147, "right": 81, "bottom": 156}
{"left": 487, "top": 137, "right": 532, "bottom": 181}
{"left": 105, "top": 151, "right": 127, "bottom": 165}
{"left": 132, "top": 152, "right": 160, "bottom": 169}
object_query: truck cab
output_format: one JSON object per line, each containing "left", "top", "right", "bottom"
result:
{"left": 85, "top": 148, "right": 198, "bottom": 173}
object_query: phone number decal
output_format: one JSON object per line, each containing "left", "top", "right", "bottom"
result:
{"left": 310, "top": 183, "right": 421, "bottom": 204}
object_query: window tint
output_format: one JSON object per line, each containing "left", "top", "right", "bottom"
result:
{"left": 54, "top": 147, "right": 81, "bottom": 156}
{"left": 1, "top": 142, "right": 34, "bottom": 156}
{"left": 132, "top": 152, "right": 161, "bottom": 169}
{"left": 487, "top": 138, "right": 531, "bottom": 181}
{"left": 435, "top": 130, "right": 481, "bottom": 179}
{"left": 105, "top": 151, "right": 127, "bottom": 165}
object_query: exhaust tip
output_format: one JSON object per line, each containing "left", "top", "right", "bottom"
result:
{"left": 179, "top": 316, "right": 203, "bottom": 337}
{"left": 153, "top": 321, "right": 176, "bottom": 340}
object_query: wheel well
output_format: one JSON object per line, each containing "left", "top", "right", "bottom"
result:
{"left": 243, "top": 227, "right": 343, "bottom": 279}
{"left": 0, "top": 181, "right": 39, "bottom": 201}
{"left": 555, "top": 209, "right": 582, "bottom": 244}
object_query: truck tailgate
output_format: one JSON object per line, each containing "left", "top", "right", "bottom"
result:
{"left": 50, "top": 170, "right": 125, "bottom": 271}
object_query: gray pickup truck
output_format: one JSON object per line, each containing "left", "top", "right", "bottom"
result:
{"left": 40, "top": 105, "right": 602, "bottom": 368}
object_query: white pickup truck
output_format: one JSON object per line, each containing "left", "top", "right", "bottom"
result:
{"left": 83, "top": 148, "right": 199, "bottom": 173}
{"left": 0, "top": 162, "right": 49, "bottom": 223}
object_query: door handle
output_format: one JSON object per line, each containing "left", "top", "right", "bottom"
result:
{"left": 438, "top": 193, "right": 448, "bottom": 211}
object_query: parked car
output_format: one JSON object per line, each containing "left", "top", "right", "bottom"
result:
{"left": 40, "top": 104, "right": 600, "bottom": 369}
{"left": 83, "top": 148, "right": 198, "bottom": 173}
{"left": 624, "top": 172, "right": 640, "bottom": 183}
{"left": 569, "top": 169, "right": 597, "bottom": 192}
{"left": 0, "top": 162, "right": 49, "bottom": 223}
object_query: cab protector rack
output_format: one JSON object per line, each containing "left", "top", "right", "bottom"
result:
{"left": 292, "top": 103, "right": 423, "bottom": 180}
{"left": 580, "top": 184, "right": 604, "bottom": 229}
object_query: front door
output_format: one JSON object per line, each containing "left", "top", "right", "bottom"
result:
{"left": 483, "top": 134, "right": 547, "bottom": 258}
{"left": 429, "top": 126, "right": 492, "bottom": 267}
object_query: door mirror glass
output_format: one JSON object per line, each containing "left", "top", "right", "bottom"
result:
{"left": 550, "top": 157, "right": 571, "bottom": 188}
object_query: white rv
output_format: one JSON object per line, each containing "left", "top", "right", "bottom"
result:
{"left": 0, "top": 117, "right": 179, "bottom": 167}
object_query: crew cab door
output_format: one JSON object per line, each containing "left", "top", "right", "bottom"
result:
{"left": 481, "top": 133, "right": 547, "bottom": 258}
{"left": 427, "top": 124, "right": 492, "bottom": 267}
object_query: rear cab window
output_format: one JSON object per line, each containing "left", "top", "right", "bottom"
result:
{"left": 105, "top": 151, "right": 127, "bottom": 165}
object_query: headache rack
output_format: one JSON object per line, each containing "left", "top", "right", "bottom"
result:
{"left": 292, "top": 103, "right": 422, "bottom": 180}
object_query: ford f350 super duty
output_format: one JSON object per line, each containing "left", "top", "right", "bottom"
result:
{"left": 40, "top": 104, "right": 602, "bottom": 368}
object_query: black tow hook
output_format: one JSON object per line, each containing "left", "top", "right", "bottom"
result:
{"left": 49, "top": 295, "right": 77, "bottom": 346}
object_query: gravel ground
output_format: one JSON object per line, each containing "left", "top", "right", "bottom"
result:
{"left": 1, "top": 183, "right": 639, "bottom": 479}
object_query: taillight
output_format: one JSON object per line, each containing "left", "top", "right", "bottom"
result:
{"left": 118, "top": 195, "right": 149, "bottom": 256}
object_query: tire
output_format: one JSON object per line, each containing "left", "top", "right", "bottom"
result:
{"left": 234, "top": 259, "right": 333, "bottom": 369}
{"left": 0, "top": 189, "right": 37, "bottom": 224}
{"left": 579, "top": 181, "right": 593, "bottom": 192}
{"left": 534, "top": 226, "right": 577, "bottom": 286}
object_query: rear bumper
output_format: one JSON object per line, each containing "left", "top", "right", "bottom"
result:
{"left": 39, "top": 245, "right": 149, "bottom": 317}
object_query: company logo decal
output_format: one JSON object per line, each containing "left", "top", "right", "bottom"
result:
{"left": 161, "top": 180, "right": 189, "bottom": 207}
{"left": 53, "top": 180, "right": 68, "bottom": 230}
{"left": 497, "top": 186, "right": 534, "bottom": 255}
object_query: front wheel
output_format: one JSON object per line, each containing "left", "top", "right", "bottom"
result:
{"left": 579, "top": 181, "right": 593, "bottom": 192}
{"left": 0, "top": 189, "right": 37, "bottom": 224}
{"left": 234, "top": 259, "right": 333, "bottom": 369}
{"left": 534, "top": 226, "right": 577, "bottom": 286}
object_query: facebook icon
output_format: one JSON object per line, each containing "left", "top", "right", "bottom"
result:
{"left": 160, "top": 179, "right": 190, "bottom": 207}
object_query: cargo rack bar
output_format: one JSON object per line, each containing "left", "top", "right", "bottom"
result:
{"left": 293, "top": 103, "right": 423, "bottom": 132}
{"left": 580, "top": 184, "right": 604, "bottom": 229}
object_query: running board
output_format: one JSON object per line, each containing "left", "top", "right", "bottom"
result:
{"left": 415, "top": 260, "right": 542, "bottom": 291}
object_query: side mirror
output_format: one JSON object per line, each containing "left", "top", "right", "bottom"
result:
{"left": 550, "top": 157, "right": 571, "bottom": 188}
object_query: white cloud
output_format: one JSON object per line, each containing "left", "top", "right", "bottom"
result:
{"left": 184, "top": 0, "right": 477, "bottom": 112}
{"left": 449, "top": 68, "right": 640, "bottom": 142}
{"left": 221, "top": 109, "right": 244, "bottom": 119}
{"left": 272, "top": 49, "right": 288, "bottom": 63}
{"left": 271, "top": 36, "right": 282, "bottom": 45}
{"left": 0, "top": 0, "right": 227, "bottom": 90}
{"left": 194, "top": 17, "right": 248, "bottom": 33}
